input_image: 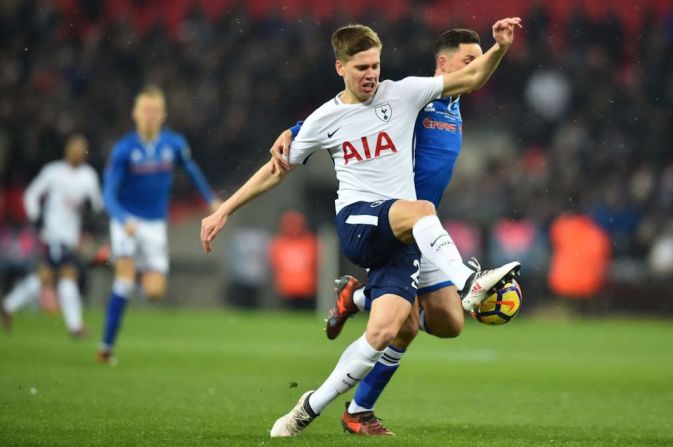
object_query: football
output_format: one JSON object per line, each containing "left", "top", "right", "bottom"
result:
{"left": 471, "top": 279, "right": 522, "bottom": 325}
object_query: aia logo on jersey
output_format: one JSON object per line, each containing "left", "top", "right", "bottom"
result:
{"left": 342, "top": 132, "right": 398, "bottom": 165}
{"left": 375, "top": 103, "right": 392, "bottom": 122}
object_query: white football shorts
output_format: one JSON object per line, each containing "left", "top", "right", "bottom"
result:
{"left": 110, "top": 218, "right": 169, "bottom": 273}
{"left": 417, "top": 254, "right": 455, "bottom": 295}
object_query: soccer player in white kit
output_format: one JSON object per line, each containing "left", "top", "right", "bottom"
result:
{"left": 1, "top": 135, "right": 103, "bottom": 336}
{"left": 200, "top": 19, "right": 522, "bottom": 437}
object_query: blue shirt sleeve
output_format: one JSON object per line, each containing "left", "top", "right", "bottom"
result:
{"left": 174, "top": 135, "right": 216, "bottom": 204}
{"left": 103, "top": 142, "right": 130, "bottom": 223}
{"left": 289, "top": 121, "right": 304, "bottom": 138}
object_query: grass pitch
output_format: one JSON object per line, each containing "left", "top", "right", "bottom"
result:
{"left": 1, "top": 309, "right": 672, "bottom": 446}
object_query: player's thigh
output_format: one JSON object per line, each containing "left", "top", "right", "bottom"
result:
{"left": 367, "top": 294, "right": 413, "bottom": 350}
{"left": 388, "top": 199, "right": 436, "bottom": 243}
{"left": 110, "top": 219, "right": 138, "bottom": 263}
{"left": 140, "top": 271, "right": 166, "bottom": 300}
{"left": 418, "top": 286, "right": 464, "bottom": 338}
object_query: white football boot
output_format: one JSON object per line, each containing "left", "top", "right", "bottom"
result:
{"left": 270, "top": 390, "right": 318, "bottom": 437}
{"left": 460, "top": 261, "right": 521, "bottom": 312}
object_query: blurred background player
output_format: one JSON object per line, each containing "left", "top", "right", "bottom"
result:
{"left": 270, "top": 28, "right": 510, "bottom": 435}
{"left": 98, "top": 85, "right": 220, "bottom": 364}
{"left": 1, "top": 134, "right": 103, "bottom": 337}
{"left": 268, "top": 210, "right": 318, "bottom": 311}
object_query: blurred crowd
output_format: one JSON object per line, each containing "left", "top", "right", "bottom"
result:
{"left": 1, "top": 0, "right": 673, "bottom": 300}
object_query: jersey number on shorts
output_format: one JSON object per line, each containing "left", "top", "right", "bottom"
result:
{"left": 410, "top": 259, "right": 420, "bottom": 289}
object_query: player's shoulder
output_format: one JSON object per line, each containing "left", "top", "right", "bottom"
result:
{"left": 160, "top": 128, "right": 187, "bottom": 145}
{"left": 80, "top": 163, "right": 99, "bottom": 178}
{"left": 39, "top": 160, "right": 64, "bottom": 176}
{"left": 113, "top": 131, "right": 138, "bottom": 152}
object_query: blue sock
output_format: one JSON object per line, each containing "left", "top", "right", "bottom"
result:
{"left": 102, "top": 293, "right": 128, "bottom": 349}
{"left": 101, "top": 279, "right": 133, "bottom": 351}
{"left": 353, "top": 345, "right": 405, "bottom": 410}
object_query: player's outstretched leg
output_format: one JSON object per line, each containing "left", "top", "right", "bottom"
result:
{"left": 97, "top": 278, "right": 133, "bottom": 364}
{"left": 270, "top": 391, "right": 318, "bottom": 437}
{"left": 325, "top": 275, "right": 362, "bottom": 340}
{"left": 460, "top": 261, "right": 521, "bottom": 312}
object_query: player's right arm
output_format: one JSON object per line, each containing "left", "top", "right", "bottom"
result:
{"left": 200, "top": 159, "right": 292, "bottom": 253}
{"left": 103, "top": 142, "right": 133, "bottom": 231}
{"left": 269, "top": 121, "right": 303, "bottom": 176}
{"left": 441, "top": 17, "right": 522, "bottom": 97}
{"left": 23, "top": 165, "right": 53, "bottom": 222}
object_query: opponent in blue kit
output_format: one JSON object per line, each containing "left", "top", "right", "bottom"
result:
{"left": 270, "top": 29, "right": 494, "bottom": 435}
{"left": 98, "top": 85, "right": 219, "bottom": 364}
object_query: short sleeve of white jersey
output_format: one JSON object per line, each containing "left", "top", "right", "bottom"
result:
{"left": 288, "top": 112, "right": 325, "bottom": 165}
{"left": 394, "top": 76, "right": 444, "bottom": 110}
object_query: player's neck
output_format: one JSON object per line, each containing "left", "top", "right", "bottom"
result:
{"left": 138, "top": 130, "right": 159, "bottom": 142}
{"left": 339, "top": 89, "right": 367, "bottom": 105}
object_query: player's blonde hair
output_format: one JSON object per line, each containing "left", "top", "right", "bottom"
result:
{"left": 331, "top": 24, "right": 382, "bottom": 62}
{"left": 134, "top": 84, "right": 166, "bottom": 106}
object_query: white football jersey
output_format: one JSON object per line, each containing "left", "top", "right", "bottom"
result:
{"left": 289, "top": 76, "right": 444, "bottom": 213}
{"left": 24, "top": 161, "right": 103, "bottom": 247}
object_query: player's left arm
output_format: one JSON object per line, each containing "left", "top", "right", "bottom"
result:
{"left": 175, "top": 136, "right": 220, "bottom": 211}
{"left": 200, "top": 159, "right": 293, "bottom": 253}
{"left": 441, "top": 17, "right": 522, "bottom": 97}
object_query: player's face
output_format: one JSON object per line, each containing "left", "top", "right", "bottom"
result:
{"left": 65, "top": 138, "right": 88, "bottom": 166}
{"left": 336, "top": 47, "right": 381, "bottom": 103}
{"left": 439, "top": 43, "right": 483, "bottom": 74}
{"left": 133, "top": 95, "right": 166, "bottom": 139}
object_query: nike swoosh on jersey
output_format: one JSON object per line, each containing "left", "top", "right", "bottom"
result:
{"left": 327, "top": 127, "right": 341, "bottom": 138}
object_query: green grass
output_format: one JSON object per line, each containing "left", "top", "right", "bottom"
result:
{"left": 1, "top": 309, "right": 672, "bottom": 446}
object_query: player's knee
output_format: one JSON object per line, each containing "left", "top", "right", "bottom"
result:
{"left": 414, "top": 200, "right": 436, "bottom": 218}
{"left": 366, "top": 325, "right": 401, "bottom": 350}
{"left": 59, "top": 265, "right": 78, "bottom": 280}
{"left": 144, "top": 283, "right": 166, "bottom": 300}
{"left": 142, "top": 274, "right": 166, "bottom": 300}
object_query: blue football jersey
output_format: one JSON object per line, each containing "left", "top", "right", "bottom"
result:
{"left": 413, "top": 97, "right": 463, "bottom": 207}
{"left": 103, "top": 128, "right": 215, "bottom": 223}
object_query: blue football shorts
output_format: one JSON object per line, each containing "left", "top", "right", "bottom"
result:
{"left": 335, "top": 199, "right": 420, "bottom": 303}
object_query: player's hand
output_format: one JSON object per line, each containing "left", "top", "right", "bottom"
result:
{"left": 492, "top": 17, "right": 522, "bottom": 48}
{"left": 124, "top": 220, "right": 137, "bottom": 236}
{"left": 269, "top": 129, "right": 292, "bottom": 176}
{"left": 200, "top": 209, "right": 228, "bottom": 254}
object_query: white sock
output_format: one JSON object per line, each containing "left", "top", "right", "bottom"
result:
{"left": 347, "top": 345, "right": 406, "bottom": 414}
{"left": 308, "top": 334, "right": 384, "bottom": 414}
{"left": 353, "top": 287, "right": 366, "bottom": 311}
{"left": 58, "top": 278, "right": 83, "bottom": 332}
{"left": 3, "top": 274, "right": 41, "bottom": 314}
{"left": 412, "top": 215, "right": 473, "bottom": 291}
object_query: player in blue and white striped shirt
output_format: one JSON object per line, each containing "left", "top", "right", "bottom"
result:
{"left": 97, "top": 85, "right": 219, "bottom": 364}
